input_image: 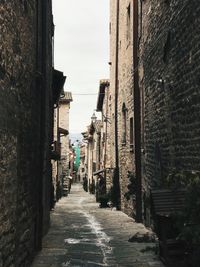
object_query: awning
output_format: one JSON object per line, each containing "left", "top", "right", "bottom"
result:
{"left": 93, "top": 169, "right": 106, "bottom": 176}
{"left": 59, "top": 127, "right": 69, "bottom": 136}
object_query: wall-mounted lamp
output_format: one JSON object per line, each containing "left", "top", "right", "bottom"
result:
{"left": 91, "top": 112, "right": 97, "bottom": 123}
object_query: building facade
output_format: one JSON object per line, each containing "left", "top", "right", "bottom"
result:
{"left": 78, "top": 143, "right": 87, "bottom": 183}
{"left": 82, "top": 117, "right": 102, "bottom": 194}
{"left": 52, "top": 91, "right": 73, "bottom": 198}
{"left": 96, "top": 80, "right": 114, "bottom": 192}
{"left": 139, "top": 0, "right": 200, "bottom": 224}
{"left": 110, "top": 0, "right": 136, "bottom": 217}
{"left": 0, "top": 0, "right": 56, "bottom": 266}
{"left": 109, "top": 0, "right": 200, "bottom": 225}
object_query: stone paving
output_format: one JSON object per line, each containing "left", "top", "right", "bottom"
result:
{"left": 32, "top": 184, "right": 164, "bottom": 267}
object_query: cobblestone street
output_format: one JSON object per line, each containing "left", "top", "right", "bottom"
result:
{"left": 32, "top": 184, "right": 163, "bottom": 267}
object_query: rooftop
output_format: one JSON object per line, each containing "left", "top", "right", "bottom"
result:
{"left": 59, "top": 91, "right": 73, "bottom": 103}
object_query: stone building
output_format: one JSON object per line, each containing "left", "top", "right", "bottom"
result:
{"left": 78, "top": 143, "right": 87, "bottom": 183}
{"left": 52, "top": 91, "right": 73, "bottom": 199}
{"left": 109, "top": 0, "right": 136, "bottom": 217}
{"left": 82, "top": 117, "right": 102, "bottom": 194}
{"left": 96, "top": 80, "right": 114, "bottom": 192}
{"left": 109, "top": 0, "right": 200, "bottom": 224}
{"left": 69, "top": 142, "right": 76, "bottom": 180}
{"left": 139, "top": 0, "right": 200, "bottom": 224}
{"left": 59, "top": 92, "right": 73, "bottom": 190}
{"left": 81, "top": 79, "right": 116, "bottom": 202}
{"left": 80, "top": 135, "right": 89, "bottom": 191}
{"left": 0, "top": 1, "right": 62, "bottom": 266}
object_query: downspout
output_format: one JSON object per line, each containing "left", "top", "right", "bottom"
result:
{"left": 92, "top": 143, "right": 94, "bottom": 190}
{"left": 133, "top": 0, "right": 142, "bottom": 222}
{"left": 57, "top": 105, "right": 60, "bottom": 184}
{"left": 104, "top": 84, "right": 109, "bottom": 189}
{"left": 87, "top": 141, "right": 89, "bottom": 191}
{"left": 114, "top": 0, "right": 121, "bottom": 210}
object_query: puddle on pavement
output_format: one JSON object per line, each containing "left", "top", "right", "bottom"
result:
{"left": 64, "top": 238, "right": 81, "bottom": 244}
{"left": 71, "top": 224, "right": 91, "bottom": 229}
{"left": 64, "top": 238, "right": 92, "bottom": 245}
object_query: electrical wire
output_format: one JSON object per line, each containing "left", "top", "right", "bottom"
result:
{"left": 71, "top": 93, "right": 98, "bottom": 95}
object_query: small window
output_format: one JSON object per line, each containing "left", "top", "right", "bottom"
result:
{"left": 126, "top": 3, "right": 131, "bottom": 42}
{"left": 130, "top": 117, "right": 134, "bottom": 152}
{"left": 93, "top": 162, "right": 96, "bottom": 172}
{"left": 122, "top": 103, "right": 127, "bottom": 144}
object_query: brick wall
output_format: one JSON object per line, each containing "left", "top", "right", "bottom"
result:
{"left": 140, "top": 0, "right": 200, "bottom": 190}
{"left": 0, "top": 1, "right": 53, "bottom": 266}
{"left": 110, "top": 0, "right": 200, "bottom": 222}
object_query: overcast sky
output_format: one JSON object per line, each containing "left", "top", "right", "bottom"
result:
{"left": 53, "top": 0, "right": 109, "bottom": 134}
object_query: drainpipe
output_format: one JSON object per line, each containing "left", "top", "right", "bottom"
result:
{"left": 104, "top": 84, "right": 109, "bottom": 189}
{"left": 133, "top": 0, "right": 142, "bottom": 222}
{"left": 114, "top": 0, "right": 121, "bottom": 210}
{"left": 57, "top": 104, "right": 60, "bottom": 184}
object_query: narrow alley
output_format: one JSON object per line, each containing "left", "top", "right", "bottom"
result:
{"left": 32, "top": 184, "right": 163, "bottom": 267}
{"left": 1, "top": 0, "right": 200, "bottom": 266}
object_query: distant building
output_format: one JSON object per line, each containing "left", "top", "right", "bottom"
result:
{"left": 78, "top": 143, "right": 87, "bottom": 183}
{"left": 96, "top": 80, "right": 113, "bottom": 192}
{"left": 52, "top": 91, "right": 73, "bottom": 198}
{"left": 85, "top": 122, "right": 96, "bottom": 193}
{"left": 81, "top": 117, "right": 101, "bottom": 194}
{"left": 69, "top": 142, "right": 76, "bottom": 181}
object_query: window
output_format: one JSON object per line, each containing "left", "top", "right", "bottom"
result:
{"left": 122, "top": 103, "right": 127, "bottom": 144}
{"left": 93, "top": 162, "right": 96, "bottom": 172}
{"left": 130, "top": 117, "right": 134, "bottom": 152}
{"left": 126, "top": 3, "right": 131, "bottom": 42}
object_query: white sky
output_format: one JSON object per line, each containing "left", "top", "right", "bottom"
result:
{"left": 53, "top": 0, "right": 109, "bottom": 134}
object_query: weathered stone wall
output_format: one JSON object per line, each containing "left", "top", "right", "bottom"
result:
{"left": 59, "top": 98, "right": 71, "bottom": 192}
{"left": 102, "top": 84, "right": 113, "bottom": 190}
{"left": 0, "top": 1, "right": 53, "bottom": 266}
{"left": 79, "top": 144, "right": 86, "bottom": 182}
{"left": 118, "top": 0, "right": 135, "bottom": 217}
{"left": 110, "top": 0, "right": 200, "bottom": 223}
{"left": 140, "top": 0, "right": 200, "bottom": 190}
{"left": 110, "top": 0, "right": 135, "bottom": 217}
{"left": 109, "top": 0, "right": 117, "bottom": 173}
